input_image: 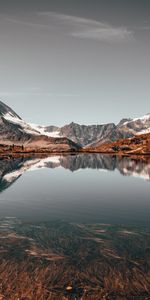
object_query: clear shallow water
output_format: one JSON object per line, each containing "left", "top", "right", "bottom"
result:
{"left": 0, "top": 154, "right": 150, "bottom": 225}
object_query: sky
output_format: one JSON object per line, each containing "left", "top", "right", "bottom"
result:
{"left": 0, "top": 0, "right": 150, "bottom": 126}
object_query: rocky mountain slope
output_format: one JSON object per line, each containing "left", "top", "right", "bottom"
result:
{"left": 28, "top": 122, "right": 116, "bottom": 146}
{"left": 0, "top": 100, "right": 80, "bottom": 152}
{"left": 85, "top": 133, "right": 150, "bottom": 155}
{"left": 35, "top": 114, "right": 150, "bottom": 147}
{"left": 88, "top": 114, "right": 150, "bottom": 148}
{"left": 58, "top": 122, "right": 116, "bottom": 146}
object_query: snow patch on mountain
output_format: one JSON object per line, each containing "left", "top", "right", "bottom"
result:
{"left": 3, "top": 112, "right": 61, "bottom": 137}
{"left": 136, "top": 128, "right": 150, "bottom": 135}
{"left": 3, "top": 112, "right": 21, "bottom": 123}
{"left": 119, "top": 113, "right": 150, "bottom": 136}
{"left": 29, "top": 123, "right": 61, "bottom": 137}
{"left": 123, "top": 113, "right": 150, "bottom": 125}
{"left": 133, "top": 113, "right": 150, "bottom": 123}
{"left": 4, "top": 113, "right": 40, "bottom": 135}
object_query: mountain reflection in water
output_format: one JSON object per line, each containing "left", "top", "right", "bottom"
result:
{"left": 0, "top": 154, "right": 150, "bottom": 193}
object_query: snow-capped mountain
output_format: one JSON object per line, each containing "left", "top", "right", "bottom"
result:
{"left": 0, "top": 100, "right": 80, "bottom": 151}
{"left": 0, "top": 100, "right": 41, "bottom": 139}
{"left": 32, "top": 114, "right": 150, "bottom": 147}
{"left": 0, "top": 99, "right": 150, "bottom": 149}
{"left": 43, "top": 122, "right": 116, "bottom": 146}
{"left": 118, "top": 113, "right": 150, "bottom": 135}
{"left": 0, "top": 100, "right": 61, "bottom": 138}
{"left": 87, "top": 113, "right": 150, "bottom": 148}
{"left": 0, "top": 100, "right": 21, "bottom": 119}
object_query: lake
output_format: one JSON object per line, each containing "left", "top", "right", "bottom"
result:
{"left": 0, "top": 153, "right": 150, "bottom": 225}
{"left": 0, "top": 154, "right": 150, "bottom": 299}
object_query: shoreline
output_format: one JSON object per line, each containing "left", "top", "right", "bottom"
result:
{"left": 0, "top": 149, "right": 150, "bottom": 160}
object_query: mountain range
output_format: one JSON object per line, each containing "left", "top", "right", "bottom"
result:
{"left": 0, "top": 100, "right": 150, "bottom": 151}
{"left": 30, "top": 115, "right": 150, "bottom": 147}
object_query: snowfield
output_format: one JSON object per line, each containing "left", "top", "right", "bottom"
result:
{"left": 3, "top": 112, "right": 62, "bottom": 137}
{"left": 29, "top": 123, "right": 61, "bottom": 137}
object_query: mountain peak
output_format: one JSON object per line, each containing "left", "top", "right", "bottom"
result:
{"left": 68, "top": 121, "right": 79, "bottom": 126}
{"left": 0, "top": 100, "right": 21, "bottom": 120}
{"left": 117, "top": 118, "right": 132, "bottom": 126}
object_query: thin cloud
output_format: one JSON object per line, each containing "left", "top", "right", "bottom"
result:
{"left": 2, "top": 16, "right": 52, "bottom": 30}
{"left": 38, "top": 12, "right": 133, "bottom": 42}
{"left": 3, "top": 12, "right": 133, "bottom": 43}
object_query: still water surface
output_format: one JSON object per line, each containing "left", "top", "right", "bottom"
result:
{"left": 0, "top": 153, "right": 150, "bottom": 225}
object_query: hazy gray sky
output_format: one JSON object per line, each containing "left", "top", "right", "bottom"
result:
{"left": 0, "top": 0, "right": 150, "bottom": 125}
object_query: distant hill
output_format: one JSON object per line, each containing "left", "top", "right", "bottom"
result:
{"left": 85, "top": 133, "right": 150, "bottom": 155}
